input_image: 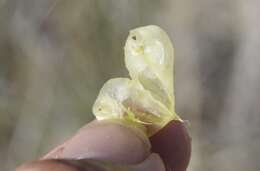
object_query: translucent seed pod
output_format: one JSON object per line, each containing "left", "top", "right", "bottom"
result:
{"left": 93, "top": 25, "right": 181, "bottom": 136}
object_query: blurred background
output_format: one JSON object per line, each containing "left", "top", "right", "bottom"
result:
{"left": 0, "top": 0, "right": 260, "bottom": 170}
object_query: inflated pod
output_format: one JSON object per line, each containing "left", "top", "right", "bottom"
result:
{"left": 93, "top": 25, "right": 191, "bottom": 170}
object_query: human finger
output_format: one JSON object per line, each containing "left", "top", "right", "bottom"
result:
{"left": 150, "top": 120, "right": 191, "bottom": 171}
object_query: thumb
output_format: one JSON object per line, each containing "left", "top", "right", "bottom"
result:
{"left": 16, "top": 120, "right": 166, "bottom": 171}
{"left": 43, "top": 120, "right": 150, "bottom": 164}
{"left": 16, "top": 154, "right": 165, "bottom": 171}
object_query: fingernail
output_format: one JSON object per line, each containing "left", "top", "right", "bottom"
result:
{"left": 101, "top": 120, "right": 151, "bottom": 150}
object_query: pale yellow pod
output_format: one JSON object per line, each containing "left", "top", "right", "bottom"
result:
{"left": 93, "top": 25, "right": 180, "bottom": 136}
{"left": 124, "top": 25, "right": 174, "bottom": 112}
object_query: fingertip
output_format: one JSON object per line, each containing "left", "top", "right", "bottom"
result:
{"left": 150, "top": 120, "right": 191, "bottom": 171}
{"left": 43, "top": 120, "right": 151, "bottom": 164}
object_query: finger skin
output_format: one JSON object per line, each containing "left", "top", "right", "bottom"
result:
{"left": 16, "top": 159, "right": 132, "bottom": 171}
{"left": 16, "top": 154, "right": 165, "bottom": 171}
{"left": 150, "top": 120, "right": 191, "bottom": 171}
{"left": 43, "top": 120, "right": 150, "bottom": 164}
{"left": 16, "top": 119, "right": 165, "bottom": 171}
{"left": 16, "top": 160, "right": 78, "bottom": 171}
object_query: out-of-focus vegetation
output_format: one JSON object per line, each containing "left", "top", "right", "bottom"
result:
{"left": 0, "top": 0, "right": 260, "bottom": 171}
